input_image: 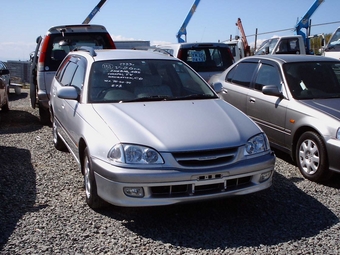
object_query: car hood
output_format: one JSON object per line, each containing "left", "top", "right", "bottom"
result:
{"left": 300, "top": 98, "right": 340, "bottom": 121}
{"left": 92, "top": 99, "right": 261, "bottom": 152}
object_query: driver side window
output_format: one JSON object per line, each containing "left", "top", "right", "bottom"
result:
{"left": 255, "top": 64, "right": 281, "bottom": 91}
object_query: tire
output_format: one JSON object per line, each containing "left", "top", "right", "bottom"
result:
{"left": 296, "top": 131, "right": 332, "bottom": 182}
{"left": 52, "top": 115, "right": 67, "bottom": 151}
{"left": 1, "top": 100, "right": 9, "bottom": 112}
{"left": 38, "top": 102, "right": 51, "bottom": 126}
{"left": 83, "top": 148, "right": 105, "bottom": 209}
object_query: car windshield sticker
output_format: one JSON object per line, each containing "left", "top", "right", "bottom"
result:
{"left": 101, "top": 62, "right": 143, "bottom": 87}
{"left": 189, "top": 51, "right": 205, "bottom": 62}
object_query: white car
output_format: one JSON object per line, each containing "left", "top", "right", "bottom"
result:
{"left": 50, "top": 47, "right": 275, "bottom": 209}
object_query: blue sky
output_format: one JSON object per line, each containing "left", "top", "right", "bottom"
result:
{"left": 1, "top": 0, "right": 339, "bottom": 62}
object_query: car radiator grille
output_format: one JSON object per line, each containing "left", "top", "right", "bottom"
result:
{"left": 150, "top": 176, "right": 252, "bottom": 198}
{"left": 172, "top": 148, "right": 238, "bottom": 167}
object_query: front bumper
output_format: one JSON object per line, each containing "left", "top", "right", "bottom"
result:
{"left": 92, "top": 152, "right": 275, "bottom": 207}
{"left": 326, "top": 138, "right": 340, "bottom": 173}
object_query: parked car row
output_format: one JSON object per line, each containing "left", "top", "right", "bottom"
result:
{"left": 25, "top": 23, "right": 340, "bottom": 210}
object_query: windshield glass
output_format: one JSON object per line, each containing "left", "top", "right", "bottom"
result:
{"left": 283, "top": 61, "right": 340, "bottom": 99}
{"left": 88, "top": 59, "right": 216, "bottom": 103}
{"left": 326, "top": 27, "right": 340, "bottom": 51}
{"left": 254, "top": 38, "right": 279, "bottom": 55}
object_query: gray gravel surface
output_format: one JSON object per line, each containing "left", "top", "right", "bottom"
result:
{"left": 1, "top": 89, "right": 340, "bottom": 255}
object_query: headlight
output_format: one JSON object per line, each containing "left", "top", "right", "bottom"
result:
{"left": 244, "top": 133, "right": 269, "bottom": 156}
{"left": 108, "top": 144, "right": 164, "bottom": 164}
{"left": 337, "top": 128, "right": 340, "bottom": 140}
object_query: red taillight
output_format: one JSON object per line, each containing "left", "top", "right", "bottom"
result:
{"left": 177, "top": 48, "right": 183, "bottom": 60}
{"left": 38, "top": 35, "right": 50, "bottom": 71}
{"left": 106, "top": 34, "right": 116, "bottom": 49}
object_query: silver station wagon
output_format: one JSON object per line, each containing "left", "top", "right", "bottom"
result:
{"left": 210, "top": 54, "right": 340, "bottom": 183}
{"left": 49, "top": 48, "right": 275, "bottom": 209}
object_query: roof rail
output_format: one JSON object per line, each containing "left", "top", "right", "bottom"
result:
{"left": 73, "top": 46, "right": 97, "bottom": 57}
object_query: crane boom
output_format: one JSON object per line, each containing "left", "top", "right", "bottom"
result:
{"left": 176, "top": 0, "right": 200, "bottom": 43}
{"left": 294, "top": 0, "right": 324, "bottom": 54}
{"left": 236, "top": 18, "right": 250, "bottom": 56}
{"left": 83, "top": 0, "right": 107, "bottom": 24}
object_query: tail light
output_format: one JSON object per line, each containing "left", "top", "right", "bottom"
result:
{"left": 177, "top": 48, "right": 183, "bottom": 60}
{"left": 106, "top": 34, "right": 116, "bottom": 49}
{"left": 38, "top": 35, "right": 50, "bottom": 72}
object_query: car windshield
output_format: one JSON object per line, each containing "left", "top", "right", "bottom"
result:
{"left": 326, "top": 27, "right": 340, "bottom": 51}
{"left": 88, "top": 59, "right": 217, "bottom": 103}
{"left": 283, "top": 61, "right": 340, "bottom": 99}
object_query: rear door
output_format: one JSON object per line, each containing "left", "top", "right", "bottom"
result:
{"left": 220, "top": 61, "right": 258, "bottom": 114}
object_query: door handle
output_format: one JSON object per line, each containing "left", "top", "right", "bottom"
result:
{"left": 222, "top": 88, "right": 228, "bottom": 94}
{"left": 249, "top": 97, "right": 256, "bottom": 103}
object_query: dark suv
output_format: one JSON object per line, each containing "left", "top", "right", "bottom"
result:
{"left": 155, "top": 42, "right": 234, "bottom": 82}
{"left": 30, "top": 24, "right": 116, "bottom": 124}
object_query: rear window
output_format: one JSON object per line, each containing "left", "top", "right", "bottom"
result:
{"left": 178, "top": 47, "right": 234, "bottom": 72}
{"left": 43, "top": 32, "right": 114, "bottom": 71}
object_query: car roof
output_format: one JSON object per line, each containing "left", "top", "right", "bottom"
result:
{"left": 73, "top": 49, "right": 177, "bottom": 61}
{"left": 158, "top": 42, "right": 230, "bottom": 48}
{"left": 243, "top": 54, "right": 340, "bottom": 64}
{"left": 47, "top": 24, "right": 109, "bottom": 34}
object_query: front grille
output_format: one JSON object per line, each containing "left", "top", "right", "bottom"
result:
{"left": 172, "top": 148, "right": 238, "bottom": 167}
{"left": 150, "top": 176, "right": 252, "bottom": 198}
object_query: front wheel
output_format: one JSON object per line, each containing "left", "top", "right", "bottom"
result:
{"left": 38, "top": 102, "right": 51, "bottom": 126}
{"left": 296, "top": 131, "right": 332, "bottom": 182}
{"left": 83, "top": 148, "right": 106, "bottom": 209}
{"left": 1, "top": 100, "right": 9, "bottom": 112}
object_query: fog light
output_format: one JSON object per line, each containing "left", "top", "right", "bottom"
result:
{"left": 123, "top": 187, "right": 144, "bottom": 197}
{"left": 259, "top": 171, "right": 272, "bottom": 183}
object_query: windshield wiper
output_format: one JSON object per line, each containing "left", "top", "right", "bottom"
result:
{"left": 122, "top": 95, "right": 171, "bottom": 102}
{"left": 171, "top": 94, "right": 217, "bottom": 100}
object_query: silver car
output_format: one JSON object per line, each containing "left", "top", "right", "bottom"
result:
{"left": 210, "top": 54, "right": 340, "bottom": 183}
{"left": 50, "top": 48, "right": 275, "bottom": 209}
{"left": 0, "top": 61, "right": 10, "bottom": 112}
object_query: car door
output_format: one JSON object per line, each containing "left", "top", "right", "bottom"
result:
{"left": 52, "top": 56, "right": 85, "bottom": 153}
{"left": 246, "top": 61, "right": 289, "bottom": 148}
{"left": 220, "top": 61, "right": 258, "bottom": 114}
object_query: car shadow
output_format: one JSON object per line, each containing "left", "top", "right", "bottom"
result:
{"left": 273, "top": 148, "right": 340, "bottom": 189}
{"left": 0, "top": 92, "right": 41, "bottom": 134}
{"left": 98, "top": 171, "right": 339, "bottom": 249}
{"left": 0, "top": 146, "right": 45, "bottom": 250}
{"left": 8, "top": 91, "right": 29, "bottom": 101}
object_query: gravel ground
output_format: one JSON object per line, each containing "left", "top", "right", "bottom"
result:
{"left": 1, "top": 89, "right": 340, "bottom": 255}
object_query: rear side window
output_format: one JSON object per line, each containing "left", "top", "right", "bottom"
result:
{"left": 179, "top": 47, "right": 233, "bottom": 72}
{"left": 43, "top": 32, "right": 114, "bottom": 72}
{"left": 226, "top": 62, "right": 257, "bottom": 87}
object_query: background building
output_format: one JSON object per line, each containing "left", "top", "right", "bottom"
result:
{"left": 6, "top": 60, "right": 31, "bottom": 84}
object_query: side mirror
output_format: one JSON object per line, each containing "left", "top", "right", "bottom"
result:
{"left": 211, "top": 82, "right": 222, "bottom": 93}
{"left": 0, "top": 69, "right": 9, "bottom": 75}
{"left": 36, "top": 36, "right": 42, "bottom": 44}
{"left": 265, "top": 46, "right": 270, "bottom": 54}
{"left": 57, "top": 86, "right": 79, "bottom": 100}
{"left": 262, "top": 85, "right": 283, "bottom": 97}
